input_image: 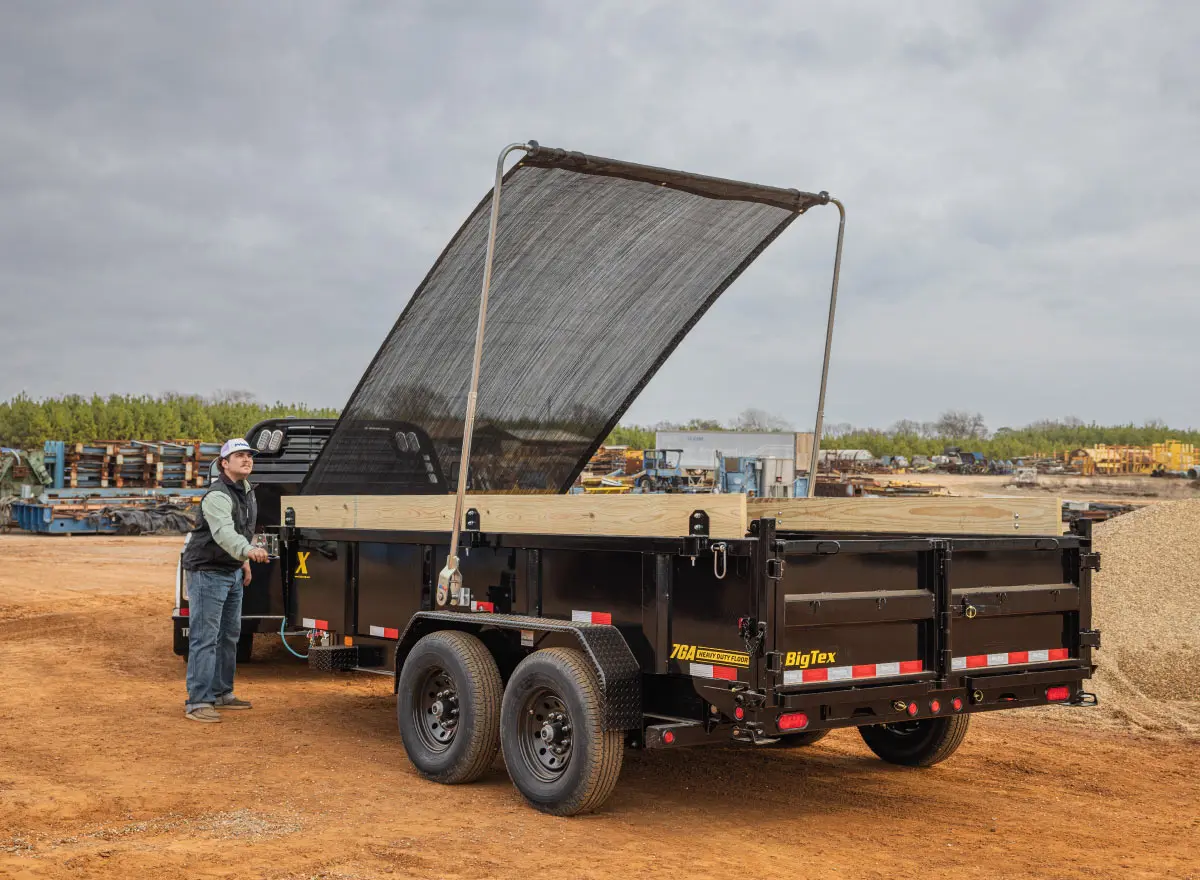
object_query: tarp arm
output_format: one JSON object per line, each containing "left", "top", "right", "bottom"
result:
{"left": 437, "top": 140, "right": 539, "bottom": 608}
{"left": 806, "top": 197, "right": 846, "bottom": 495}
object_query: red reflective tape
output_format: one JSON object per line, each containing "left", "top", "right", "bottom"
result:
{"left": 899, "top": 660, "right": 923, "bottom": 674}
{"left": 472, "top": 602, "right": 494, "bottom": 613}
{"left": 966, "top": 655, "right": 988, "bottom": 668}
{"left": 712, "top": 666, "right": 737, "bottom": 681}
{"left": 1008, "top": 651, "right": 1029, "bottom": 664}
{"left": 315, "top": 620, "right": 329, "bottom": 631}
{"left": 180, "top": 607, "right": 189, "bottom": 617}
{"left": 384, "top": 627, "right": 399, "bottom": 639}
{"left": 852, "top": 664, "right": 877, "bottom": 679}
{"left": 803, "top": 668, "right": 829, "bottom": 682}
{"left": 1048, "top": 648, "right": 1069, "bottom": 661}
{"left": 591, "top": 612, "right": 612, "bottom": 625}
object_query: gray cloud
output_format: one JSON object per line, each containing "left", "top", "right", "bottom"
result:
{"left": 2, "top": 0, "right": 1197, "bottom": 430}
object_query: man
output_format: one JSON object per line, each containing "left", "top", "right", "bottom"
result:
{"left": 181, "top": 437, "right": 269, "bottom": 722}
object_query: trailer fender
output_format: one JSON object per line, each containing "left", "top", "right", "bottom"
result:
{"left": 393, "top": 611, "right": 641, "bottom": 731}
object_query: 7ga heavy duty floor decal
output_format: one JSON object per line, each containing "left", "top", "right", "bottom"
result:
{"left": 670, "top": 644, "right": 751, "bottom": 667}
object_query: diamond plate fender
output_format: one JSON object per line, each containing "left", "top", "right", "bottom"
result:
{"left": 394, "top": 611, "right": 642, "bottom": 731}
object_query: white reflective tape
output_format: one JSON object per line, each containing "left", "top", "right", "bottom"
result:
{"left": 302, "top": 618, "right": 316, "bottom": 629}
{"left": 875, "top": 662, "right": 900, "bottom": 677}
{"left": 689, "top": 663, "right": 714, "bottom": 679}
{"left": 782, "top": 669, "right": 803, "bottom": 685}
{"left": 571, "top": 610, "right": 590, "bottom": 623}
{"left": 1028, "top": 649, "right": 1049, "bottom": 663}
{"left": 987, "top": 653, "right": 1009, "bottom": 667}
{"left": 827, "top": 666, "right": 853, "bottom": 681}
{"left": 951, "top": 657, "right": 967, "bottom": 671}
{"left": 369, "top": 625, "right": 385, "bottom": 638}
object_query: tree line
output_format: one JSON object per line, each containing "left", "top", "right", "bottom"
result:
{"left": 605, "top": 409, "right": 1200, "bottom": 460}
{"left": 4, "top": 395, "right": 1195, "bottom": 461}
{"left": 0, "top": 392, "right": 339, "bottom": 448}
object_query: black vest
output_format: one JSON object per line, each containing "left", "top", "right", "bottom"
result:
{"left": 181, "top": 476, "right": 258, "bottom": 572}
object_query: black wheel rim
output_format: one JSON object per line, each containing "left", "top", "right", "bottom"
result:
{"left": 518, "top": 686, "right": 573, "bottom": 782}
{"left": 413, "top": 666, "right": 459, "bottom": 754}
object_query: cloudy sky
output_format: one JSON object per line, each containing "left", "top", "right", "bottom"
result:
{"left": 3, "top": 1, "right": 1198, "bottom": 431}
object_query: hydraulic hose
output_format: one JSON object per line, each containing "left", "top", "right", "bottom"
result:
{"left": 279, "top": 616, "right": 308, "bottom": 659}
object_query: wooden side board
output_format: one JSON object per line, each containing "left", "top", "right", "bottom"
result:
{"left": 284, "top": 493, "right": 749, "bottom": 539}
{"left": 745, "top": 496, "right": 1063, "bottom": 535}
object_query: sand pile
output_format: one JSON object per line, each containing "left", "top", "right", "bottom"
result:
{"left": 1087, "top": 499, "right": 1200, "bottom": 736}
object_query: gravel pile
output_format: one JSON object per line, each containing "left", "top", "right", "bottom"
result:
{"left": 1089, "top": 499, "right": 1200, "bottom": 736}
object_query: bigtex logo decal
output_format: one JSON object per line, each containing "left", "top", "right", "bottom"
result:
{"left": 785, "top": 649, "right": 837, "bottom": 669}
{"left": 294, "top": 551, "right": 311, "bottom": 579}
{"left": 670, "top": 644, "right": 750, "bottom": 668}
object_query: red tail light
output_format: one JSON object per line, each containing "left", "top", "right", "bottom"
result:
{"left": 663, "top": 731, "right": 676, "bottom": 745}
{"left": 1046, "top": 686, "right": 1070, "bottom": 702}
{"left": 778, "top": 712, "right": 809, "bottom": 731}
{"left": 930, "top": 699, "right": 941, "bottom": 714}
{"left": 952, "top": 697, "right": 963, "bottom": 712}
{"left": 734, "top": 707, "right": 745, "bottom": 720}
{"left": 906, "top": 702, "right": 918, "bottom": 717}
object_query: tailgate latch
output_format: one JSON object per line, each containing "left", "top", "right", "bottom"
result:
{"left": 1080, "top": 552, "right": 1101, "bottom": 572}
{"left": 1080, "top": 629, "right": 1102, "bottom": 649}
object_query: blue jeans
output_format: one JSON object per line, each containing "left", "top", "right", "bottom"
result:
{"left": 185, "top": 568, "right": 243, "bottom": 711}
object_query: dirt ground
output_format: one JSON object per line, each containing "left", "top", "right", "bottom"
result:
{"left": 912, "top": 472, "right": 1200, "bottom": 504}
{"left": 1, "top": 535, "right": 1197, "bottom": 880}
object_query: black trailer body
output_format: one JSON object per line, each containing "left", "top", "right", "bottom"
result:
{"left": 277, "top": 511, "right": 1099, "bottom": 811}
{"left": 171, "top": 417, "right": 336, "bottom": 659}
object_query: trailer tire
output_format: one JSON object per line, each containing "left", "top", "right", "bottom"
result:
{"left": 397, "top": 631, "right": 502, "bottom": 785}
{"left": 768, "top": 729, "right": 830, "bottom": 748}
{"left": 858, "top": 715, "right": 970, "bottom": 767}
{"left": 500, "top": 648, "right": 623, "bottom": 816}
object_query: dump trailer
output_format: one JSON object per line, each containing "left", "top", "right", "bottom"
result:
{"left": 261, "top": 141, "right": 1097, "bottom": 816}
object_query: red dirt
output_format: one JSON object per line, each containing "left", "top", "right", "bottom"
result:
{"left": 1, "top": 534, "right": 1196, "bottom": 879}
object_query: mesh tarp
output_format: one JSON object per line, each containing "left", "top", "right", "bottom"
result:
{"left": 303, "top": 146, "right": 828, "bottom": 495}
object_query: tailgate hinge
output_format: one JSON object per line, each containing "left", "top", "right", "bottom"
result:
{"left": 766, "top": 558, "right": 785, "bottom": 579}
{"left": 1080, "top": 629, "right": 1102, "bottom": 649}
{"left": 1080, "top": 552, "right": 1101, "bottom": 572}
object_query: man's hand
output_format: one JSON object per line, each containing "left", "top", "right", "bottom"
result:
{"left": 247, "top": 547, "right": 269, "bottom": 564}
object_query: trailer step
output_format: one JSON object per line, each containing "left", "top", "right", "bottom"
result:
{"left": 308, "top": 644, "right": 387, "bottom": 672}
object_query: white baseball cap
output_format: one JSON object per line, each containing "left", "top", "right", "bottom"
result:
{"left": 220, "top": 437, "right": 256, "bottom": 459}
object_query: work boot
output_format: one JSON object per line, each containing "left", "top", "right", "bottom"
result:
{"left": 214, "top": 695, "right": 252, "bottom": 710}
{"left": 186, "top": 706, "right": 221, "bottom": 723}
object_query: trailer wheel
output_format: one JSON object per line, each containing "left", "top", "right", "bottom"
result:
{"left": 767, "top": 729, "right": 830, "bottom": 748}
{"left": 500, "top": 648, "right": 623, "bottom": 816}
{"left": 396, "top": 631, "right": 502, "bottom": 784}
{"left": 858, "top": 715, "right": 970, "bottom": 767}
